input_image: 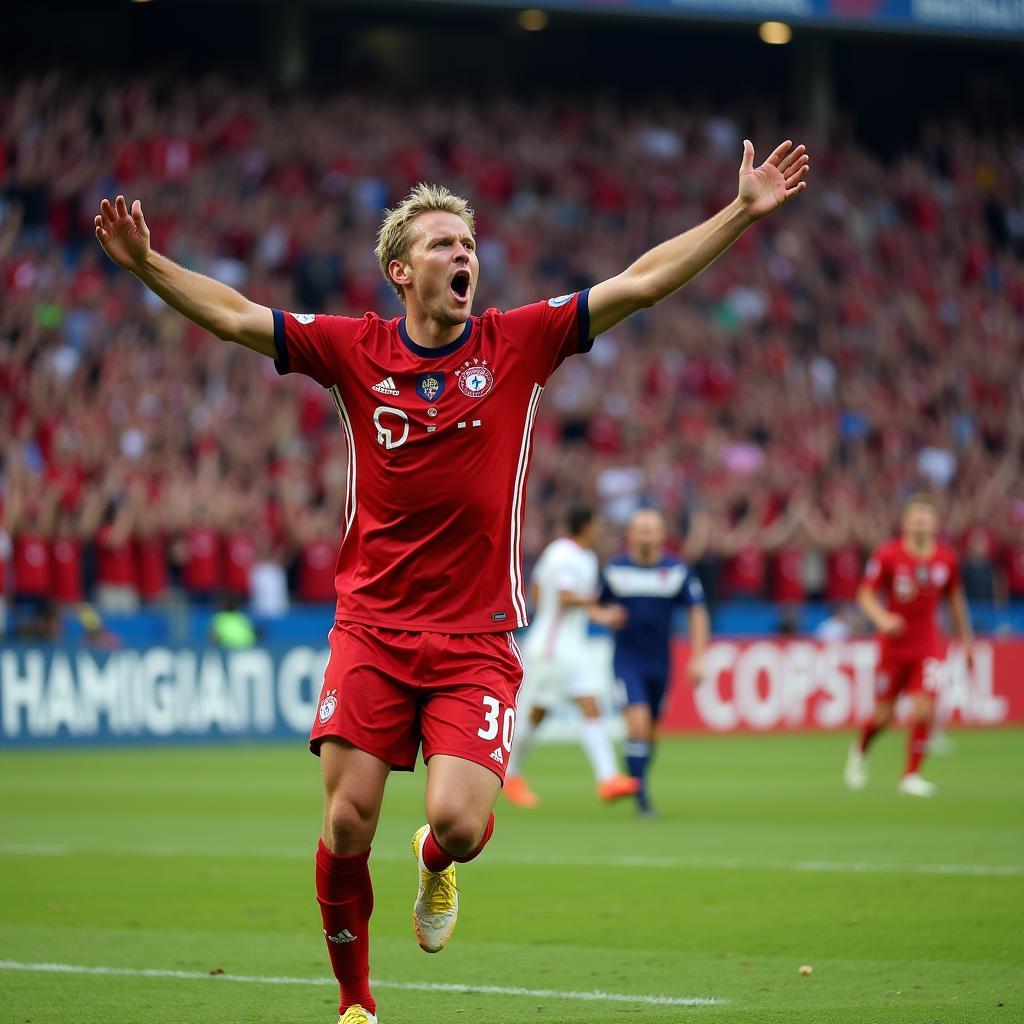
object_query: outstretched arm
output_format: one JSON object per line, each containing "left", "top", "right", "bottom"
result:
{"left": 587, "top": 139, "right": 809, "bottom": 337}
{"left": 95, "top": 196, "right": 275, "bottom": 357}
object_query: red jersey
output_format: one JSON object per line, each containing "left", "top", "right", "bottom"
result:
{"left": 826, "top": 544, "right": 862, "bottom": 603}
{"left": 771, "top": 548, "right": 804, "bottom": 603}
{"left": 137, "top": 536, "right": 169, "bottom": 601}
{"left": 50, "top": 538, "right": 84, "bottom": 603}
{"left": 297, "top": 537, "right": 337, "bottom": 602}
{"left": 862, "top": 539, "right": 960, "bottom": 660}
{"left": 96, "top": 525, "right": 138, "bottom": 588}
{"left": 224, "top": 532, "right": 257, "bottom": 596}
{"left": 182, "top": 525, "right": 223, "bottom": 593}
{"left": 13, "top": 534, "right": 51, "bottom": 597}
{"left": 273, "top": 290, "right": 592, "bottom": 631}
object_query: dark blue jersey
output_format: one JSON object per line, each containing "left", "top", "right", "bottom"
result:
{"left": 600, "top": 555, "right": 705, "bottom": 671}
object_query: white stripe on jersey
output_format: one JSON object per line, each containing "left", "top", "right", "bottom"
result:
{"left": 509, "top": 384, "right": 544, "bottom": 627}
{"left": 603, "top": 564, "right": 687, "bottom": 599}
{"left": 329, "top": 386, "right": 357, "bottom": 538}
{"left": 507, "top": 631, "right": 524, "bottom": 669}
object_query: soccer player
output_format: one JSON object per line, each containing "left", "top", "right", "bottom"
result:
{"left": 94, "top": 136, "right": 808, "bottom": 1024}
{"left": 845, "top": 495, "right": 974, "bottom": 798}
{"left": 599, "top": 508, "right": 710, "bottom": 815}
{"left": 503, "top": 507, "right": 639, "bottom": 808}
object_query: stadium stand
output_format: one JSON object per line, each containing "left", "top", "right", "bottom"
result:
{"left": 2, "top": 74, "right": 1023, "bottom": 627}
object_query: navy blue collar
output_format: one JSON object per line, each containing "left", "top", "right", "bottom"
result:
{"left": 398, "top": 317, "right": 474, "bottom": 359}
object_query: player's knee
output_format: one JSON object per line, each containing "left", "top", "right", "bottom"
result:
{"left": 325, "top": 794, "right": 376, "bottom": 850}
{"left": 429, "top": 810, "right": 483, "bottom": 859}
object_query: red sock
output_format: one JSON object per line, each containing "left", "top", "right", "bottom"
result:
{"left": 859, "top": 721, "right": 883, "bottom": 754}
{"left": 905, "top": 721, "right": 930, "bottom": 776}
{"left": 422, "top": 812, "right": 495, "bottom": 872}
{"left": 315, "top": 840, "right": 375, "bottom": 1016}
{"left": 905, "top": 720, "right": 929, "bottom": 774}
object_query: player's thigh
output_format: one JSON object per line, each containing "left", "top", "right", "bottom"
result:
{"left": 320, "top": 738, "right": 392, "bottom": 848}
{"left": 875, "top": 652, "right": 913, "bottom": 703}
{"left": 907, "top": 657, "right": 942, "bottom": 720}
{"left": 311, "top": 621, "right": 421, "bottom": 771}
{"left": 420, "top": 631, "right": 523, "bottom": 783}
{"left": 425, "top": 753, "right": 502, "bottom": 834}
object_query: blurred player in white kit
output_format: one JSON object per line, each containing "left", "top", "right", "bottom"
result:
{"left": 504, "top": 506, "right": 639, "bottom": 807}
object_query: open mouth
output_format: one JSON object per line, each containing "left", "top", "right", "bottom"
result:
{"left": 450, "top": 270, "right": 470, "bottom": 301}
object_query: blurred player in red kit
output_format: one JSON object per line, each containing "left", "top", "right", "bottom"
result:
{"left": 845, "top": 495, "right": 974, "bottom": 798}
{"left": 95, "top": 136, "right": 809, "bottom": 1024}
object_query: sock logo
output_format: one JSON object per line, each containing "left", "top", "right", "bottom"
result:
{"left": 325, "top": 928, "right": 357, "bottom": 944}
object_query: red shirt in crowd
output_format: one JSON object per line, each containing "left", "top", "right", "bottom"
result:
{"left": 224, "top": 532, "right": 257, "bottom": 596}
{"left": 14, "top": 534, "right": 51, "bottom": 597}
{"left": 826, "top": 544, "right": 863, "bottom": 603}
{"left": 183, "top": 525, "right": 223, "bottom": 593}
{"left": 50, "top": 537, "right": 84, "bottom": 603}
{"left": 771, "top": 548, "right": 805, "bottom": 603}
{"left": 96, "top": 524, "right": 138, "bottom": 589}
{"left": 137, "top": 535, "right": 169, "bottom": 601}
{"left": 297, "top": 537, "right": 337, "bottom": 603}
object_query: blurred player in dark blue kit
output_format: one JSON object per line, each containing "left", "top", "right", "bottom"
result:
{"left": 599, "top": 508, "right": 710, "bottom": 815}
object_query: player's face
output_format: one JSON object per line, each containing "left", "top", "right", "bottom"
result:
{"left": 627, "top": 510, "right": 665, "bottom": 562}
{"left": 902, "top": 503, "right": 938, "bottom": 543}
{"left": 401, "top": 211, "right": 479, "bottom": 325}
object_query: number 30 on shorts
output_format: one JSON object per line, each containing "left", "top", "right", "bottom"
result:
{"left": 477, "top": 696, "right": 515, "bottom": 752}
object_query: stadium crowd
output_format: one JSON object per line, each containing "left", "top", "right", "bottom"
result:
{"left": 2, "top": 73, "right": 1023, "bottom": 625}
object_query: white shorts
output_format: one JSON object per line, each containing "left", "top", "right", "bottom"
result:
{"left": 520, "top": 653, "right": 600, "bottom": 709}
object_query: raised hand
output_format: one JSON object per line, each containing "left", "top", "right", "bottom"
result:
{"left": 95, "top": 195, "right": 151, "bottom": 270}
{"left": 738, "top": 139, "right": 809, "bottom": 221}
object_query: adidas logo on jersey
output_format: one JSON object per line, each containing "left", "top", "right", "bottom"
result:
{"left": 325, "top": 928, "right": 357, "bottom": 944}
{"left": 372, "top": 376, "right": 400, "bottom": 396}
{"left": 489, "top": 748, "right": 504, "bottom": 765}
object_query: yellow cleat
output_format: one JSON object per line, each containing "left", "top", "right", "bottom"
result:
{"left": 411, "top": 824, "right": 459, "bottom": 953}
{"left": 338, "top": 1006, "right": 377, "bottom": 1024}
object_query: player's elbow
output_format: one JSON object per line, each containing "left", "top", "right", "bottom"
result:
{"left": 630, "top": 276, "right": 662, "bottom": 309}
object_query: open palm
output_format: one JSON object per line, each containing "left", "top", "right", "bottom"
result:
{"left": 94, "top": 195, "right": 151, "bottom": 270}
{"left": 738, "top": 139, "right": 809, "bottom": 220}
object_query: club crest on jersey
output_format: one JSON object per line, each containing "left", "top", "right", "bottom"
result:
{"left": 291, "top": 312, "right": 316, "bottom": 324}
{"left": 416, "top": 372, "right": 445, "bottom": 402}
{"left": 931, "top": 563, "right": 950, "bottom": 587}
{"left": 319, "top": 689, "right": 338, "bottom": 723}
{"left": 456, "top": 359, "right": 494, "bottom": 398}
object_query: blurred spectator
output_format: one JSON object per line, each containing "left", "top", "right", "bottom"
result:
{"left": 209, "top": 595, "right": 257, "bottom": 649}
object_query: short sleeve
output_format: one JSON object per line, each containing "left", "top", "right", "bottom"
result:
{"left": 862, "top": 548, "right": 889, "bottom": 590}
{"left": 680, "top": 567, "right": 706, "bottom": 608}
{"left": 272, "top": 310, "right": 363, "bottom": 389}
{"left": 499, "top": 288, "right": 593, "bottom": 384}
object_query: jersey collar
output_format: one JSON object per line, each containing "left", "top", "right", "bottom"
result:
{"left": 398, "top": 317, "right": 474, "bottom": 359}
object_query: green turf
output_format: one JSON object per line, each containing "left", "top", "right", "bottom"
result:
{"left": 1, "top": 730, "right": 1022, "bottom": 1023}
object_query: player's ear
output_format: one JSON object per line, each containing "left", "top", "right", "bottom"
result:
{"left": 388, "top": 259, "right": 412, "bottom": 289}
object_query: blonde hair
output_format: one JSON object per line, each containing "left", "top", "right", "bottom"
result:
{"left": 375, "top": 183, "right": 476, "bottom": 302}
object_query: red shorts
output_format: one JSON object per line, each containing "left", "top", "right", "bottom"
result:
{"left": 875, "top": 649, "right": 944, "bottom": 702}
{"left": 310, "top": 622, "right": 524, "bottom": 781}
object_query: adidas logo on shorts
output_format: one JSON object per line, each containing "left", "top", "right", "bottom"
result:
{"left": 489, "top": 748, "right": 504, "bottom": 765}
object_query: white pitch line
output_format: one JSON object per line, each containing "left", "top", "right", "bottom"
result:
{"left": 0, "top": 960, "right": 726, "bottom": 1007}
{"left": 0, "top": 843, "right": 1020, "bottom": 877}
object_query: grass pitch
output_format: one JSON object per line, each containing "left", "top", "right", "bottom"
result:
{"left": 0, "top": 729, "right": 1022, "bottom": 1023}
